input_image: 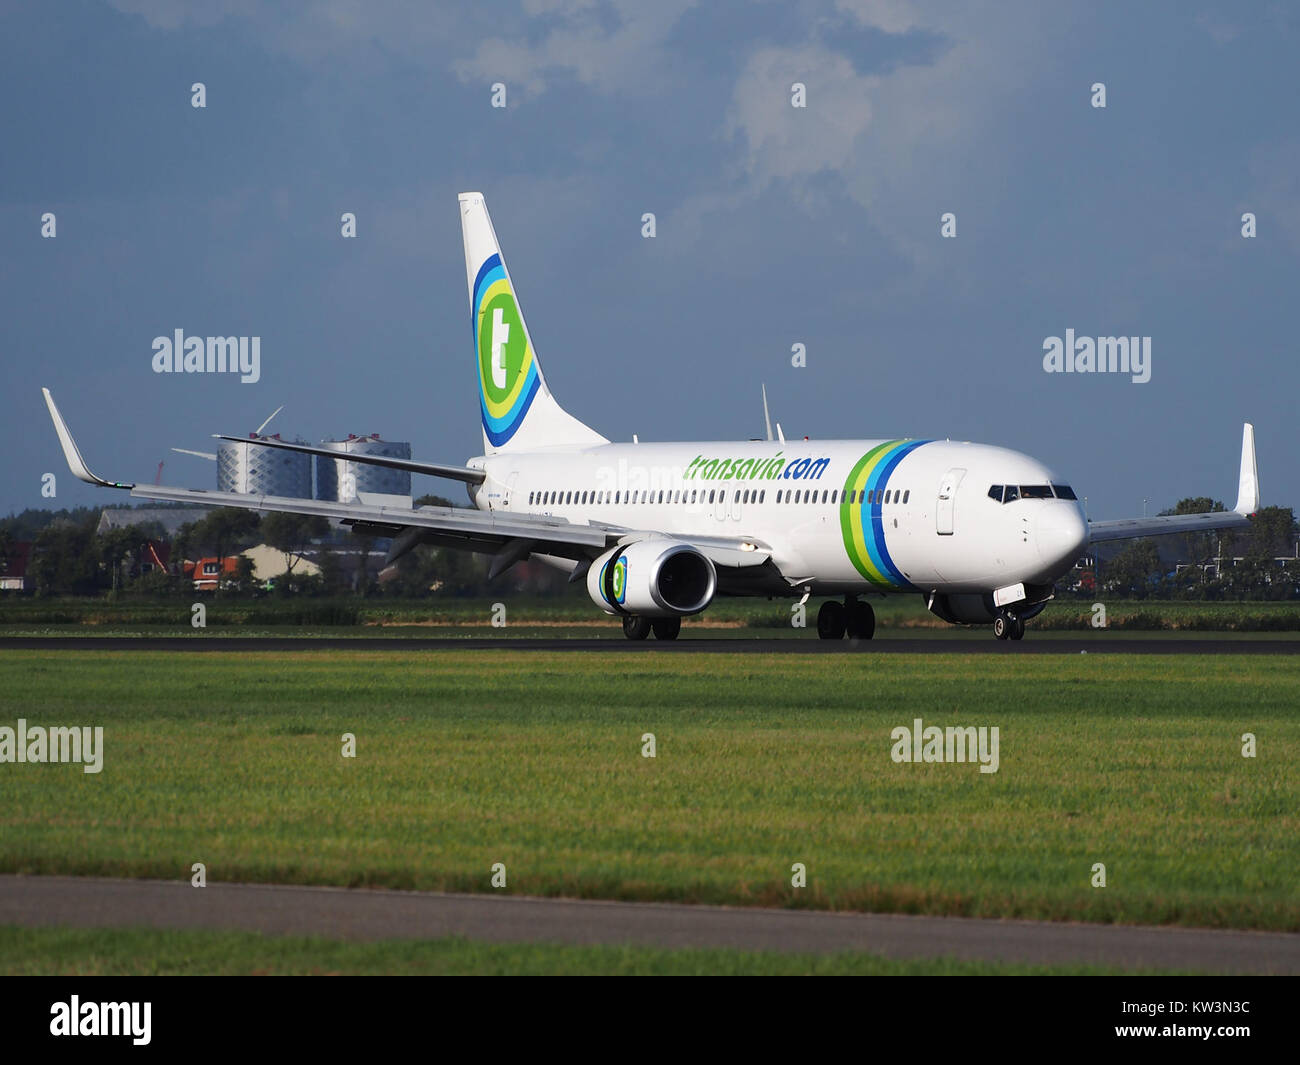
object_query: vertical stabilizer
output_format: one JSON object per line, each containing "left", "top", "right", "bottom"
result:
{"left": 459, "top": 192, "right": 608, "bottom": 454}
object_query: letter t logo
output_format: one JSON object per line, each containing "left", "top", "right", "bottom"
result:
{"left": 491, "top": 306, "right": 510, "bottom": 389}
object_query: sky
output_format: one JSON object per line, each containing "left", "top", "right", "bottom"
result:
{"left": 2, "top": 0, "right": 1297, "bottom": 521}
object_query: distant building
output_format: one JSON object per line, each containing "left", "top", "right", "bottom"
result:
{"left": 183, "top": 556, "right": 241, "bottom": 591}
{"left": 315, "top": 434, "right": 412, "bottom": 505}
{"left": 0, "top": 541, "right": 33, "bottom": 591}
{"left": 241, "top": 544, "right": 321, "bottom": 583}
{"left": 218, "top": 434, "right": 313, "bottom": 498}
{"left": 138, "top": 539, "right": 171, "bottom": 575}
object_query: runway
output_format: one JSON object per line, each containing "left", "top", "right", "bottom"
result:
{"left": 2, "top": 875, "right": 1295, "bottom": 972}
{"left": 1, "top": 635, "right": 1297, "bottom": 654}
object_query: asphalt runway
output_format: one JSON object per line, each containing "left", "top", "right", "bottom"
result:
{"left": 2, "top": 635, "right": 1298, "bottom": 654}
{"left": 2, "top": 875, "right": 1296, "bottom": 972}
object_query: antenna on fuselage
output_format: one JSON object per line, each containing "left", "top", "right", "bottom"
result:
{"left": 761, "top": 384, "right": 774, "bottom": 442}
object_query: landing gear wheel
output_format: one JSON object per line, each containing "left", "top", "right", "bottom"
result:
{"left": 651, "top": 617, "right": 682, "bottom": 641}
{"left": 1009, "top": 617, "right": 1026, "bottom": 641}
{"left": 622, "top": 615, "right": 652, "bottom": 640}
{"left": 817, "top": 600, "right": 847, "bottom": 640}
{"left": 992, "top": 615, "right": 1009, "bottom": 640}
{"left": 845, "top": 599, "right": 876, "bottom": 640}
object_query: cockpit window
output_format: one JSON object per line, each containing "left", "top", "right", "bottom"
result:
{"left": 990, "top": 483, "right": 1078, "bottom": 503}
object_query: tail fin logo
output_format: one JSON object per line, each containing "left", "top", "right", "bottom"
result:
{"left": 473, "top": 253, "right": 540, "bottom": 446}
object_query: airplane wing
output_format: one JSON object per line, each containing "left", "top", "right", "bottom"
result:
{"left": 211, "top": 433, "right": 486, "bottom": 486}
{"left": 42, "top": 389, "right": 772, "bottom": 571}
{"left": 1087, "top": 423, "right": 1258, "bottom": 543}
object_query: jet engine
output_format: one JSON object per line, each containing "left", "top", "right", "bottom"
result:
{"left": 586, "top": 541, "right": 716, "bottom": 617}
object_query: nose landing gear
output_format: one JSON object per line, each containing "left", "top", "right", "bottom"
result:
{"left": 993, "top": 611, "right": 1025, "bottom": 640}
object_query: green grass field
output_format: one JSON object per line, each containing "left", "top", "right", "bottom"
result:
{"left": 0, "top": 925, "right": 1195, "bottom": 976}
{"left": 1, "top": 649, "right": 1296, "bottom": 937}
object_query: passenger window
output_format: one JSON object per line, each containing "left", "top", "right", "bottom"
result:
{"left": 690, "top": 490, "right": 696, "bottom": 504}
{"left": 776, "top": 490, "right": 782, "bottom": 503}
{"left": 903, "top": 490, "right": 910, "bottom": 504}
{"left": 759, "top": 490, "right": 765, "bottom": 503}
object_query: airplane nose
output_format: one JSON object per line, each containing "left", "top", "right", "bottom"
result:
{"left": 1035, "top": 506, "right": 1089, "bottom": 570}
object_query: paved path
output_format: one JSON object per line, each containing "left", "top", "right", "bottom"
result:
{"left": 2, "top": 875, "right": 1296, "bottom": 972}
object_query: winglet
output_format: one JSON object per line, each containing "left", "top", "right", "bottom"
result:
{"left": 1234, "top": 422, "right": 1258, "bottom": 515}
{"left": 41, "top": 388, "right": 134, "bottom": 489}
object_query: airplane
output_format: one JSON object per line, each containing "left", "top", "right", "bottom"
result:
{"left": 42, "top": 191, "right": 1261, "bottom": 642}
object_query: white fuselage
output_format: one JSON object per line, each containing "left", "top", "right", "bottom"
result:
{"left": 467, "top": 438, "right": 1089, "bottom": 597}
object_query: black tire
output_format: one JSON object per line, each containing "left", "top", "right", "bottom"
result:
{"left": 651, "top": 617, "right": 682, "bottom": 641}
{"left": 1009, "top": 617, "right": 1026, "bottom": 641}
{"left": 846, "top": 600, "right": 875, "bottom": 640}
{"left": 816, "top": 600, "right": 847, "bottom": 640}
{"left": 623, "top": 615, "right": 652, "bottom": 640}
{"left": 992, "top": 615, "right": 1009, "bottom": 640}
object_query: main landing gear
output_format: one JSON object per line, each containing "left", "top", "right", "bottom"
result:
{"left": 817, "top": 597, "right": 876, "bottom": 640}
{"left": 622, "top": 616, "right": 681, "bottom": 640}
{"left": 992, "top": 610, "right": 1025, "bottom": 641}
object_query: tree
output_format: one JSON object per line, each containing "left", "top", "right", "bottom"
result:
{"left": 30, "top": 521, "right": 101, "bottom": 595}
{"left": 1158, "top": 497, "right": 1226, "bottom": 567}
{"left": 188, "top": 509, "right": 260, "bottom": 593}
{"left": 1241, "top": 506, "right": 1297, "bottom": 562}
{"left": 1103, "top": 539, "right": 1161, "bottom": 598}
{"left": 261, "top": 512, "right": 330, "bottom": 576}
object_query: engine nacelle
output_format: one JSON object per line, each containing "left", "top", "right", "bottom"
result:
{"left": 925, "top": 586, "right": 1053, "bottom": 625}
{"left": 586, "top": 541, "right": 716, "bottom": 617}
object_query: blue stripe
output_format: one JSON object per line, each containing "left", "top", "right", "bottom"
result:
{"left": 865, "top": 440, "right": 930, "bottom": 588}
{"left": 471, "top": 253, "right": 503, "bottom": 311}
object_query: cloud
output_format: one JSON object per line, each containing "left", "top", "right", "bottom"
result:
{"left": 451, "top": 1, "right": 699, "bottom": 99}
{"left": 725, "top": 45, "right": 876, "bottom": 184}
